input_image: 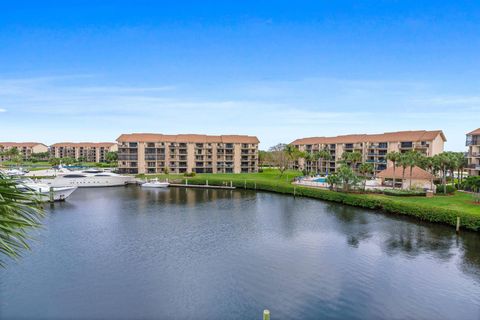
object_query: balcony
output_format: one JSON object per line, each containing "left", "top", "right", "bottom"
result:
{"left": 400, "top": 142, "right": 413, "bottom": 149}
{"left": 118, "top": 154, "right": 138, "bottom": 161}
{"left": 414, "top": 142, "right": 430, "bottom": 149}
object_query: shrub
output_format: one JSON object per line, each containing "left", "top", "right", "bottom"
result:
{"left": 435, "top": 185, "right": 456, "bottom": 194}
{"left": 184, "top": 172, "right": 196, "bottom": 177}
{"left": 383, "top": 189, "right": 426, "bottom": 197}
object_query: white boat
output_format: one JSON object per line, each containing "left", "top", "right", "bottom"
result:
{"left": 18, "top": 179, "right": 77, "bottom": 202}
{"left": 43, "top": 169, "right": 134, "bottom": 188}
{"left": 142, "top": 178, "right": 170, "bottom": 188}
{"left": 4, "top": 168, "right": 26, "bottom": 176}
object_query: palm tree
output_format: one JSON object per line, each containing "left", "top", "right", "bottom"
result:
{"left": 386, "top": 151, "right": 401, "bottom": 189}
{"left": 342, "top": 151, "right": 362, "bottom": 171}
{"left": 457, "top": 153, "right": 468, "bottom": 187}
{"left": 0, "top": 173, "right": 44, "bottom": 266}
{"left": 285, "top": 145, "right": 301, "bottom": 169}
{"left": 398, "top": 153, "right": 410, "bottom": 189}
{"left": 358, "top": 162, "right": 374, "bottom": 191}
{"left": 316, "top": 149, "right": 331, "bottom": 175}
{"left": 434, "top": 153, "right": 450, "bottom": 194}
{"left": 418, "top": 154, "right": 435, "bottom": 190}
{"left": 405, "top": 150, "right": 421, "bottom": 189}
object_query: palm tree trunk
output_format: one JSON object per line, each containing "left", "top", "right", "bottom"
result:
{"left": 402, "top": 167, "right": 406, "bottom": 190}
{"left": 392, "top": 163, "right": 396, "bottom": 189}
{"left": 409, "top": 166, "right": 413, "bottom": 189}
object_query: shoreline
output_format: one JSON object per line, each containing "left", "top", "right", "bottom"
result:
{"left": 159, "top": 175, "right": 480, "bottom": 232}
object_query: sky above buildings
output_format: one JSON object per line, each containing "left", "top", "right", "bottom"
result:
{"left": 0, "top": 0, "right": 479, "bottom": 150}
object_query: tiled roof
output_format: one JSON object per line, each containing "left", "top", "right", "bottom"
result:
{"left": 51, "top": 142, "right": 116, "bottom": 148}
{"left": 291, "top": 130, "right": 446, "bottom": 145}
{"left": 116, "top": 133, "right": 260, "bottom": 144}
{"left": 467, "top": 128, "right": 480, "bottom": 135}
{"left": 0, "top": 142, "right": 47, "bottom": 148}
{"left": 377, "top": 166, "right": 434, "bottom": 180}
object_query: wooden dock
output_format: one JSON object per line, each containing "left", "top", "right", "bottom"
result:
{"left": 169, "top": 183, "right": 235, "bottom": 190}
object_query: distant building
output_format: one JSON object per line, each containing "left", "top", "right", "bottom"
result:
{"left": 116, "top": 133, "right": 259, "bottom": 174}
{"left": 466, "top": 128, "right": 480, "bottom": 176}
{"left": 0, "top": 142, "right": 49, "bottom": 161}
{"left": 291, "top": 130, "right": 446, "bottom": 176}
{"left": 50, "top": 142, "right": 117, "bottom": 163}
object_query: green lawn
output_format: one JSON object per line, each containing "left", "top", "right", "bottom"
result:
{"left": 139, "top": 168, "right": 480, "bottom": 230}
{"left": 368, "top": 192, "right": 479, "bottom": 215}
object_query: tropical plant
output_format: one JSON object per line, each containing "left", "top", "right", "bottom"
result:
{"left": 49, "top": 158, "right": 61, "bottom": 166}
{"left": 386, "top": 151, "right": 401, "bottom": 189}
{"left": 0, "top": 173, "right": 44, "bottom": 266}
{"left": 337, "top": 164, "right": 360, "bottom": 192}
{"left": 405, "top": 150, "right": 421, "bottom": 189}
{"left": 326, "top": 173, "right": 340, "bottom": 191}
{"left": 433, "top": 153, "right": 451, "bottom": 194}
{"left": 316, "top": 149, "right": 332, "bottom": 175}
{"left": 398, "top": 152, "right": 410, "bottom": 189}
{"left": 358, "top": 162, "right": 374, "bottom": 191}
{"left": 105, "top": 151, "right": 118, "bottom": 163}
{"left": 341, "top": 151, "right": 362, "bottom": 170}
{"left": 417, "top": 154, "right": 435, "bottom": 190}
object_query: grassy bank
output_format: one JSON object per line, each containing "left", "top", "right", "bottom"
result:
{"left": 138, "top": 169, "right": 480, "bottom": 231}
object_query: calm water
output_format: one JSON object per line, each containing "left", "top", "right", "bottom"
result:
{"left": 1, "top": 187, "right": 479, "bottom": 319}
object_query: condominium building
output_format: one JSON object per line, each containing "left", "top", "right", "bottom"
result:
{"left": 0, "top": 142, "right": 48, "bottom": 161}
{"left": 116, "top": 133, "right": 259, "bottom": 174}
{"left": 291, "top": 130, "right": 446, "bottom": 176}
{"left": 466, "top": 128, "right": 480, "bottom": 176}
{"left": 50, "top": 143, "right": 118, "bottom": 163}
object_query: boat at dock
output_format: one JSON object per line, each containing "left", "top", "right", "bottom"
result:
{"left": 141, "top": 178, "right": 170, "bottom": 188}
{"left": 18, "top": 179, "right": 77, "bottom": 202}
{"left": 43, "top": 169, "right": 134, "bottom": 188}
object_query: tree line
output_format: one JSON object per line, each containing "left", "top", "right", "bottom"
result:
{"left": 263, "top": 144, "right": 472, "bottom": 193}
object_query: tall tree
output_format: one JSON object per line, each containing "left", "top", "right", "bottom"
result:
{"left": 386, "top": 151, "right": 401, "bottom": 189}
{"left": 398, "top": 152, "right": 410, "bottom": 189}
{"left": 269, "top": 144, "right": 289, "bottom": 176}
{"left": 316, "top": 149, "right": 332, "bottom": 175}
{"left": 358, "top": 162, "right": 374, "bottom": 191}
{"left": 405, "top": 150, "right": 421, "bottom": 189}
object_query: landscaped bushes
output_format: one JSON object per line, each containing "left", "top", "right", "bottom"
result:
{"left": 435, "top": 185, "right": 456, "bottom": 194}
{"left": 182, "top": 176, "right": 480, "bottom": 231}
{"left": 383, "top": 189, "right": 426, "bottom": 197}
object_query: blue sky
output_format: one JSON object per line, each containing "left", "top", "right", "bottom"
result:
{"left": 0, "top": 1, "right": 479, "bottom": 150}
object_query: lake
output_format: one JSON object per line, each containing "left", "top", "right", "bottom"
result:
{"left": 1, "top": 186, "right": 479, "bottom": 319}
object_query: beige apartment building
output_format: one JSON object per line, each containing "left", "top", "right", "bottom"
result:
{"left": 116, "top": 133, "right": 259, "bottom": 174}
{"left": 466, "top": 128, "right": 480, "bottom": 176}
{"left": 50, "top": 142, "right": 118, "bottom": 163}
{"left": 291, "top": 130, "right": 446, "bottom": 176}
{"left": 0, "top": 142, "right": 48, "bottom": 161}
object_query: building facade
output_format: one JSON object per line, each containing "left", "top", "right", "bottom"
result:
{"left": 50, "top": 143, "right": 118, "bottom": 163}
{"left": 0, "top": 142, "right": 49, "bottom": 161}
{"left": 291, "top": 130, "right": 446, "bottom": 176}
{"left": 116, "top": 133, "right": 259, "bottom": 174}
{"left": 466, "top": 128, "right": 480, "bottom": 176}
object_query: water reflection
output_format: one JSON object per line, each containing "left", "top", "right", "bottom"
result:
{"left": 1, "top": 187, "right": 479, "bottom": 320}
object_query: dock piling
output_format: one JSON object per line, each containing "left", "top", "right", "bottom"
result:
{"left": 263, "top": 309, "right": 270, "bottom": 320}
{"left": 49, "top": 187, "right": 54, "bottom": 203}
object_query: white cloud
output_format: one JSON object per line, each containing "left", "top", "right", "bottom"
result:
{"left": 0, "top": 108, "right": 6, "bottom": 112}
{"left": 0, "top": 74, "right": 478, "bottom": 150}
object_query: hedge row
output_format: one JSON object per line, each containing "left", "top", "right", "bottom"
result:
{"left": 182, "top": 177, "right": 480, "bottom": 232}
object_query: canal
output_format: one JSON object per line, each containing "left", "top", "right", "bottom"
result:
{"left": 1, "top": 187, "right": 479, "bottom": 319}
